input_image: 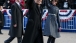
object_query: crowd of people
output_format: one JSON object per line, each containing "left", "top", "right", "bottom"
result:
{"left": 2, "top": 0, "right": 25, "bottom": 9}
{"left": 57, "top": 0, "right": 76, "bottom": 9}
{"left": 1, "top": 0, "right": 76, "bottom": 9}
{"left": 0, "top": 0, "right": 75, "bottom": 43}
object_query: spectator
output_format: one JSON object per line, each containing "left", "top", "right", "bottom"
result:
{"left": 0, "top": 6, "right": 5, "bottom": 34}
{"left": 5, "top": 0, "right": 11, "bottom": 9}
{"left": 10, "top": 0, "right": 15, "bottom": 4}
{"left": 57, "top": 0, "right": 70, "bottom": 9}
{"left": 0, "top": 0, "right": 5, "bottom": 34}
{"left": 9, "top": 0, "right": 25, "bottom": 9}
{"left": 20, "top": 0, "right": 25, "bottom": 9}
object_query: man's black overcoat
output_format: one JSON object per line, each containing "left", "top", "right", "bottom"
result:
{"left": 9, "top": 3, "right": 23, "bottom": 37}
{"left": 22, "top": 0, "right": 43, "bottom": 43}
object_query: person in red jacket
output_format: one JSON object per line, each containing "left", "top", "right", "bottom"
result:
{"left": 10, "top": 0, "right": 25, "bottom": 9}
{"left": 20, "top": 0, "right": 25, "bottom": 9}
{"left": 10, "top": 0, "right": 15, "bottom": 4}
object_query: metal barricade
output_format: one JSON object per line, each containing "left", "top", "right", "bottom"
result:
{"left": 60, "top": 16, "right": 76, "bottom": 30}
{"left": 4, "top": 15, "right": 28, "bottom": 29}
{"left": 4, "top": 15, "right": 11, "bottom": 27}
{"left": 3, "top": 9, "right": 76, "bottom": 32}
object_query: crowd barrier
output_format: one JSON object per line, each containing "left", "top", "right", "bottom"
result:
{"left": 59, "top": 9, "right": 76, "bottom": 32}
{"left": 2, "top": 9, "right": 76, "bottom": 32}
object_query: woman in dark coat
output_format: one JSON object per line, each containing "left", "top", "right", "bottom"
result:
{"left": 43, "top": 0, "right": 61, "bottom": 43}
{"left": 0, "top": 0, "right": 5, "bottom": 34}
{"left": 22, "top": 0, "right": 43, "bottom": 43}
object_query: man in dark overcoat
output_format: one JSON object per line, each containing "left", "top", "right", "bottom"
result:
{"left": 0, "top": 0, "right": 5, "bottom": 34}
{"left": 22, "top": 0, "right": 44, "bottom": 43}
{"left": 4, "top": 0, "right": 23, "bottom": 43}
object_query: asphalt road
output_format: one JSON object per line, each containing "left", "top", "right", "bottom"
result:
{"left": 0, "top": 30, "right": 76, "bottom": 43}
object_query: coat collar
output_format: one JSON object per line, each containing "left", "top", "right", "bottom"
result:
{"left": 15, "top": 2, "right": 22, "bottom": 11}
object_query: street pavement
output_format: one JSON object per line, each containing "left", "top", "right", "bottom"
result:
{"left": 0, "top": 29, "right": 76, "bottom": 43}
